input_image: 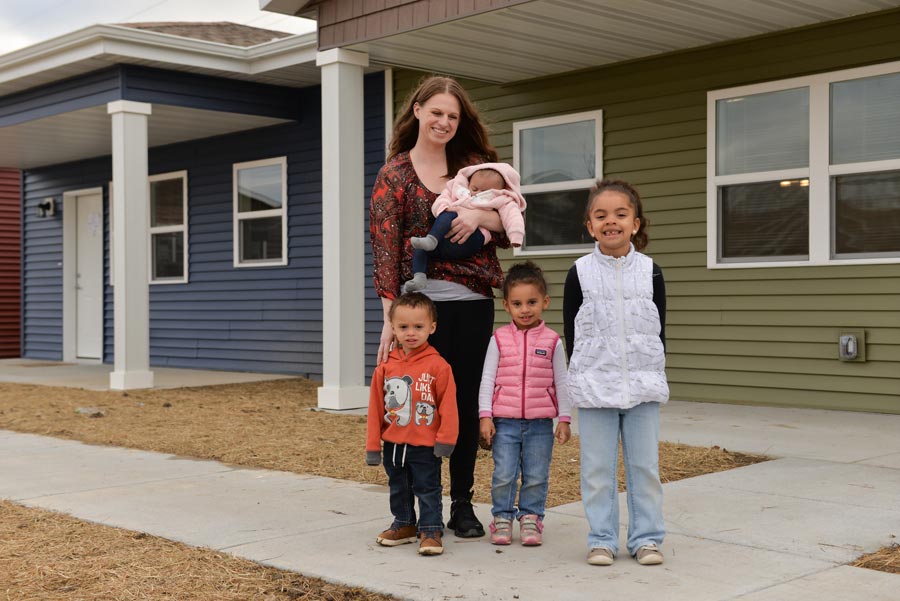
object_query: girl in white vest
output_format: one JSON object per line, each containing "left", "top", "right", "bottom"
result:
{"left": 478, "top": 261, "right": 571, "bottom": 546}
{"left": 563, "top": 179, "right": 668, "bottom": 567}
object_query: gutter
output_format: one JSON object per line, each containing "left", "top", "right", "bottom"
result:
{"left": 0, "top": 24, "right": 318, "bottom": 88}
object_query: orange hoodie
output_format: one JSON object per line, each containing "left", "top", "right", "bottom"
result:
{"left": 366, "top": 343, "right": 458, "bottom": 463}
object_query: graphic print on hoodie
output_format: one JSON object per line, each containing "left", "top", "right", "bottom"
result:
{"left": 366, "top": 343, "right": 459, "bottom": 453}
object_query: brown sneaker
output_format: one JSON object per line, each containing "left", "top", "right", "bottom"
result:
{"left": 376, "top": 524, "right": 417, "bottom": 546}
{"left": 417, "top": 531, "right": 444, "bottom": 555}
{"left": 635, "top": 544, "right": 664, "bottom": 565}
{"left": 587, "top": 547, "right": 615, "bottom": 566}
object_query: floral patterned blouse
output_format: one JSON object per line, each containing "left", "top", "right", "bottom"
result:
{"left": 370, "top": 152, "right": 509, "bottom": 299}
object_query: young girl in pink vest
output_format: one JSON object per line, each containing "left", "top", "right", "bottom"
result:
{"left": 478, "top": 261, "right": 571, "bottom": 546}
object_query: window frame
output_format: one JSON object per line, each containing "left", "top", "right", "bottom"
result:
{"left": 707, "top": 60, "right": 900, "bottom": 268}
{"left": 108, "top": 171, "right": 189, "bottom": 286}
{"left": 232, "top": 156, "right": 288, "bottom": 268}
{"left": 512, "top": 110, "right": 603, "bottom": 256}
{"left": 147, "top": 170, "right": 189, "bottom": 284}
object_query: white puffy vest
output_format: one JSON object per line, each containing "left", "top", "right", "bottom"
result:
{"left": 567, "top": 246, "right": 669, "bottom": 409}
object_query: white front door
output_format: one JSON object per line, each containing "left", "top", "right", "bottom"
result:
{"left": 75, "top": 193, "right": 103, "bottom": 359}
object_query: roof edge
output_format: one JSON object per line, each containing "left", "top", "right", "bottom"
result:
{"left": 259, "top": 0, "right": 317, "bottom": 19}
{"left": 0, "top": 23, "right": 318, "bottom": 91}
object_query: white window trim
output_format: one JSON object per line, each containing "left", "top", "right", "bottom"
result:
{"left": 233, "top": 156, "right": 288, "bottom": 268}
{"left": 513, "top": 110, "right": 603, "bottom": 257}
{"left": 147, "top": 170, "right": 189, "bottom": 284}
{"left": 707, "top": 60, "right": 900, "bottom": 269}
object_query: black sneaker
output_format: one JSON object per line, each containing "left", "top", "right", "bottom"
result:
{"left": 447, "top": 499, "right": 485, "bottom": 538}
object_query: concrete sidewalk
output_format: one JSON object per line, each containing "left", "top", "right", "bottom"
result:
{"left": 0, "top": 358, "right": 295, "bottom": 390}
{"left": 2, "top": 401, "right": 899, "bottom": 600}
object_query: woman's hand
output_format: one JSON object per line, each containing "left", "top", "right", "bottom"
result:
{"left": 446, "top": 207, "right": 502, "bottom": 244}
{"left": 377, "top": 320, "right": 395, "bottom": 364}
{"left": 555, "top": 422, "right": 571, "bottom": 444}
{"left": 377, "top": 297, "right": 396, "bottom": 364}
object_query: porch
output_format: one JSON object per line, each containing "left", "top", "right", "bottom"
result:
{"left": 0, "top": 358, "right": 295, "bottom": 391}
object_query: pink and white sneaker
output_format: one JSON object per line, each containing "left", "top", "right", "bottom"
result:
{"left": 519, "top": 515, "right": 543, "bottom": 546}
{"left": 489, "top": 518, "right": 512, "bottom": 545}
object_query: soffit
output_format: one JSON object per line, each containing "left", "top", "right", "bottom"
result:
{"left": 0, "top": 104, "right": 291, "bottom": 170}
{"left": 350, "top": 0, "right": 900, "bottom": 83}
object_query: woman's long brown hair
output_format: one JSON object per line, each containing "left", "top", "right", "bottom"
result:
{"left": 388, "top": 75, "right": 497, "bottom": 175}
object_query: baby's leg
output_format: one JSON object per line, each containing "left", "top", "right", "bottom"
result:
{"left": 411, "top": 212, "right": 456, "bottom": 252}
{"left": 432, "top": 230, "right": 485, "bottom": 260}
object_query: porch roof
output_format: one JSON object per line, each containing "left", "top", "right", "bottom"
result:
{"left": 265, "top": 0, "right": 900, "bottom": 83}
{"left": 0, "top": 23, "right": 323, "bottom": 169}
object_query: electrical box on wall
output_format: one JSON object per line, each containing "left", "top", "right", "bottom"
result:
{"left": 838, "top": 330, "right": 866, "bottom": 362}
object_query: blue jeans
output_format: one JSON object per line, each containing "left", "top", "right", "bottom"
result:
{"left": 383, "top": 442, "right": 443, "bottom": 535}
{"left": 579, "top": 403, "right": 665, "bottom": 555}
{"left": 491, "top": 418, "right": 554, "bottom": 520}
{"left": 411, "top": 211, "right": 486, "bottom": 274}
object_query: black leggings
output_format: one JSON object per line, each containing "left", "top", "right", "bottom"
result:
{"left": 429, "top": 298, "right": 494, "bottom": 501}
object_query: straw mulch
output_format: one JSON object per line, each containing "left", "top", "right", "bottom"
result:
{"left": 852, "top": 542, "right": 900, "bottom": 574}
{"left": 0, "top": 379, "right": 767, "bottom": 507}
{"left": 0, "top": 500, "right": 395, "bottom": 601}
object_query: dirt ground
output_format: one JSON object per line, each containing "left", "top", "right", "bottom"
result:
{"left": 0, "top": 500, "right": 396, "bottom": 601}
{"left": 0, "top": 377, "right": 773, "bottom": 600}
{"left": 852, "top": 541, "right": 900, "bottom": 574}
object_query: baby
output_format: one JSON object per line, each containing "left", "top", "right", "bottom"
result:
{"left": 404, "top": 163, "right": 526, "bottom": 293}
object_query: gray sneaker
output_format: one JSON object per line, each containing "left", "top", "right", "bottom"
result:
{"left": 587, "top": 547, "right": 615, "bottom": 566}
{"left": 635, "top": 544, "right": 664, "bottom": 565}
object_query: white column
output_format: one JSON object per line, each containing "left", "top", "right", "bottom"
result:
{"left": 108, "top": 100, "right": 154, "bottom": 390}
{"left": 316, "top": 48, "right": 369, "bottom": 410}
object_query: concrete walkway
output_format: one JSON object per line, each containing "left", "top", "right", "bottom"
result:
{"left": 2, "top": 401, "right": 899, "bottom": 600}
{"left": 0, "top": 358, "right": 295, "bottom": 390}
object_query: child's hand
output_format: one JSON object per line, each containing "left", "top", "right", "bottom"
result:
{"left": 555, "top": 422, "right": 571, "bottom": 444}
{"left": 479, "top": 417, "right": 495, "bottom": 450}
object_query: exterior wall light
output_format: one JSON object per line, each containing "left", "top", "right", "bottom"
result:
{"left": 36, "top": 197, "right": 56, "bottom": 218}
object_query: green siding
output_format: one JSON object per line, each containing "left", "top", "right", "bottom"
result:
{"left": 392, "top": 9, "right": 900, "bottom": 414}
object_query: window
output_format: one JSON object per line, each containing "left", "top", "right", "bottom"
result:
{"left": 708, "top": 62, "right": 900, "bottom": 267}
{"left": 513, "top": 110, "right": 602, "bottom": 254}
{"left": 148, "top": 171, "right": 188, "bottom": 283}
{"left": 233, "top": 157, "right": 287, "bottom": 267}
{"left": 108, "top": 172, "right": 189, "bottom": 285}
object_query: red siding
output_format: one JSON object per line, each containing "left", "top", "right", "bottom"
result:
{"left": 0, "top": 168, "right": 21, "bottom": 358}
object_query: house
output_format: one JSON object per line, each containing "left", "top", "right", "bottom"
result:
{"left": 262, "top": 1, "right": 900, "bottom": 414}
{"left": 0, "top": 21, "right": 387, "bottom": 408}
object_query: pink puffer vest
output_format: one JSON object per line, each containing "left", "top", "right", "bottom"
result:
{"left": 491, "top": 321, "right": 560, "bottom": 419}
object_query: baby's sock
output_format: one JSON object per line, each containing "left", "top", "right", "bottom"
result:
{"left": 410, "top": 235, "right": 438, "bottom": 251}
{"left": 403, "top": 272, "right": 427, "bottom": 293}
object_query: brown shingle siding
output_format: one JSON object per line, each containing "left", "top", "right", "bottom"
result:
{"left": 315, "top": 0, "right": 529, "bottom": 49}
{"left": 118, "top": 22, "right": 294, "bottom": 47}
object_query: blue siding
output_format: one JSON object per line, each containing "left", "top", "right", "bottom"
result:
{"left": 22, "top": 158, "right": 110, "bottom": 360}
{"left": 1, "top": 65, "right": 305, "bottom": 129}
{"left": 22, "top": 73, "right": 385, "bottom": 379}
{"left": 121, "top": 66, "right": 304, "bottom": 121}
{"left": 363, "top": 73, "right": 385, "bottom": 379}
{"left": 0, "top": 68, "right": 121, "bottom": 127}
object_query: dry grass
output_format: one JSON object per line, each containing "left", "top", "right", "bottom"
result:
{"left": 0, "top": 500, "right": 396, "bottom": 601}
{"left": 0, "top": 378, "right": 767, "bottom": 506}
{"left": 852, "top": 542, "right": 900, "bottom": 574}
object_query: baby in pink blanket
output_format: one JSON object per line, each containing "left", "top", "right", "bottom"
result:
{"left": 405, "top": 163, "right": 527, "bottom": 293}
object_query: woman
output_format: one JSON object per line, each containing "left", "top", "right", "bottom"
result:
{"left": 370, "top": 75, "right": 507, "bottom": 538}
